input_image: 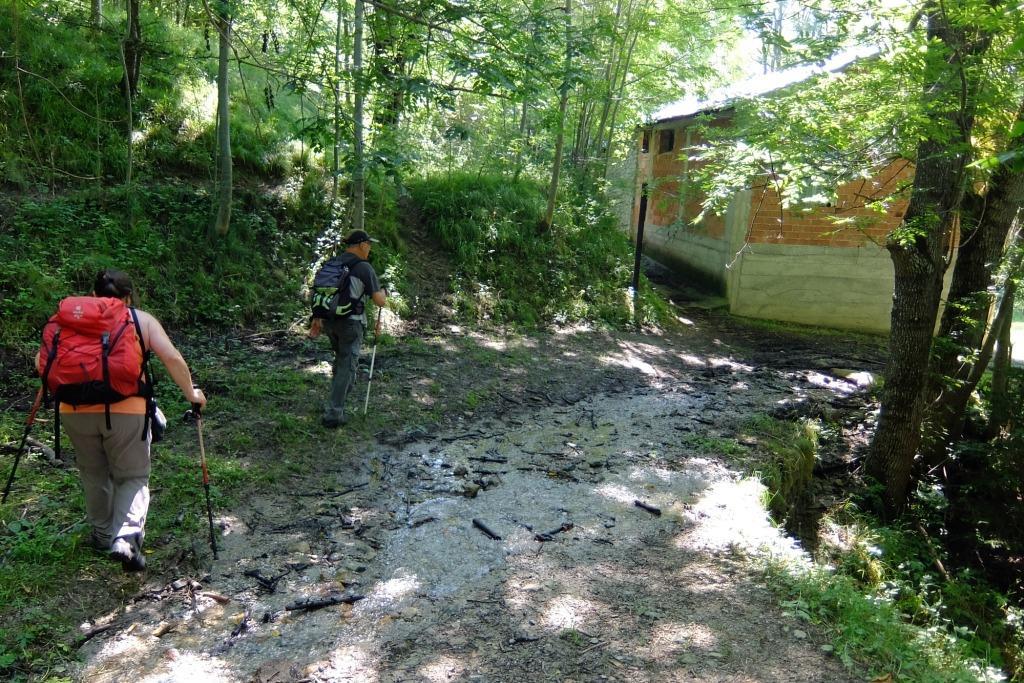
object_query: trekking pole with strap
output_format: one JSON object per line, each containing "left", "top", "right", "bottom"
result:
{"left": 363, "top": 306, "right": 383, "bottom": 415}
{"left": 2, "top": 388, "right": 45, "bottom": 504}
{"left": 189, "top": 393, "right": 218, "bottom": 559}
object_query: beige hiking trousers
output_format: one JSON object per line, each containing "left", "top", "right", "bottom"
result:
{"left": 61, "top": 412, "right": 151, "bottom": 548}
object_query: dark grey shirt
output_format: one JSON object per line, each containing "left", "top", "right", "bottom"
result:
{"left": 337, "top": 252, "right": 381, "bottom": 325}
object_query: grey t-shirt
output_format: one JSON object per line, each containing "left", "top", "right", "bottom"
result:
{"left": 337, "top": 252, "right": 381, "bottom": 325}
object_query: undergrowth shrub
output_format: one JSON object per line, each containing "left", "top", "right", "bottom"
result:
{"left": 407, "top": 172, "right": 663, "bottom": 327}
{"left": 743, "top": 415, "right": 819, "bottom": 521}
{"left": 0, "top": 180, "right": 326, "bottom": 363}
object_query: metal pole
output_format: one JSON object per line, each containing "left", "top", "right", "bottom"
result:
{"left": 363, "top": 307, "right": 383, "bottom": 415}
{"left": 2, "top": 388, "right": 44, "bottom": 504}
{"left": 631, "top": 182, "right": 649, "bottom": 328}
{"left": 192, "top": 400, "right": 218, "bottom": 559}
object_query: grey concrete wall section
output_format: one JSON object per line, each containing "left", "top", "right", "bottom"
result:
{"left": 730, "top": 243, "right": 894, "bottom": 333}
{"left": 643, "top": 226, "right": 730, "bottom": 292}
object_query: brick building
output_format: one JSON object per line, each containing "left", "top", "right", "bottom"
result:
{"left": 620, "top": 55, "right": 918, "bottom": 333}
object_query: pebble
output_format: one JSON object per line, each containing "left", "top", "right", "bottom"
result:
{"left": 792, "top": 629, "right": 807, "bottom": 639}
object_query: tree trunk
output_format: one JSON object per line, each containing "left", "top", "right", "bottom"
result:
{"left": 213, "top": 0, "right": 232, "bottom": 236}
{"left": 92, "top": 0, "right": 102, "bottom": 27}
{"left": 923, "top": 108, "right": 1024, "bottom": 464}
{"left": 865, "top": 5, "right": 991, "bottom": 515}
{"left": 122, "top": 0, "right": 142, "bottom": 99}
{"left": 333, "top": 0, "right": 343, "bottom": 205}
{"left": 542, "top": 0, "right": 572, "bottom": 232}
{"left": 352, "top": 0, "right": 366, "bottom": 232}
{"left": 988, "top": 288, "right": 1017, "bottom": 435}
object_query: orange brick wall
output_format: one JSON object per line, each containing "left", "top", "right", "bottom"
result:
{"left": 746, "top": 160, "right": 912, "bottom": 246}
{"left": 637, "top": 116, "right": 912, "bottom": 249}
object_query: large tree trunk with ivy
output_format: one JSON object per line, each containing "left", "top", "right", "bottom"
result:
{"left": 923, "top": 117, "right": 1024, "bottom": 465}
{"left": 865, "top": 4, "right": 991, "bottom": 514}
{"left": 213, "top": 0, "right": 232, "bottom": 236}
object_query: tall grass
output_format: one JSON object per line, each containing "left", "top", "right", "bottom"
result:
{"left": 408, "top": 172, "right": 660, "bottom": 327}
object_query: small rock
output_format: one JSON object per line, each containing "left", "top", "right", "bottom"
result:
{"left": 820, "top": 644, "right": 834, "bottom": 653}
{"left": 462, "top": 483, "right": 481, "bottom": 498}
{"left": 289, "top": 541, "right": 311, "bottom": 555}
{"left": 793, "top": 629, "right": 807, "bottom": 639}
{"left": 454, "top": 464, "right": 469, "bottom": 476}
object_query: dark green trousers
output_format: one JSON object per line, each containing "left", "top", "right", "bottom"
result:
{"left": 324, "top": 317, "right": 365, "bottom": 421}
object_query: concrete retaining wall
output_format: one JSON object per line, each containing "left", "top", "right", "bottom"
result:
{"left": 728, "top": 243, "right": 894, "bottom": 333}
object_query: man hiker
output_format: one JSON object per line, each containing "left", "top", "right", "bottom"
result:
{"left": 309, "top": 229, "right": 388, "bottom": 428}
{"left": 37, "top": 269, "right": 207, "bottom": 571}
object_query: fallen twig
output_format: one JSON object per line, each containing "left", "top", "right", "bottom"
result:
{"left": 634, "top": 500, "right": 662, "bottom": 516}
{"left": 534, "top": 522, "right": 574, "bottom": 542}
{"left": 75, "top": 622, "right": 118, "bottom": 648}
{"left": 244, "top": 569, "right": 289, "bottom": 593}
{"left": 285, "top": 593, "right": 365, "bottom": 612}
{"left": 472, "top": 518, "right": 502, "bottom": 540}
{"left": 200, "top": 591, "right": 231, "bottom": 604}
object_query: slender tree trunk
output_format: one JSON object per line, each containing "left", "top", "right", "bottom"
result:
{"left": 93, "top": 2, "right": 103, "bottom": 182}
{"left": 119, "top": 8, "right": 136, "bottom": 225}
{"left": 865, "top": 4, "right": 992, "bottom": 514}
{"left": 333, "top": 0, "right": 343, "bottom": 204}
{"left": 988, "top": 285, "right": 1017, "bottom": 435}
{"left": 213, "top": 0, "right": 232, "bottom": 236}
{"left": 513, "top": 101, "right": 529, "bottom": 181}
{"left": 123, "top": 0, "right": 142, "bottom": 99}
{"left": 543, "top": 0, "right": 572, "bottom": 232}
{"left": 352, "top": 0, "right": 366, "bottom": 232}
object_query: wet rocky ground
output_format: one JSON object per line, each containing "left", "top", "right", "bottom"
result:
{"left": 72, "top": 303, "right": 887, "bottom": 682}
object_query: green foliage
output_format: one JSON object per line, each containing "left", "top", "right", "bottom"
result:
{"left": 768, "top": 561, "right": 1006, "bottom": 682}
{"left": 408, "top": 172, "right": 660, "bottom": 327}
{"left": 742, "top": 415, "right": 819, "bottom": 520}
{"left": 0, "top": 181, "right": 325, "bottom": 359}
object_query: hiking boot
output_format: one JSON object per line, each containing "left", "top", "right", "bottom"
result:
{"left": 111, "top": 534, "right": 146, "bottom": 572}
{"left": 321, "top": 414, "right": 348, "bottom": 429}
{"left": 86, "top": 531, "right": 111, "bottom": 552}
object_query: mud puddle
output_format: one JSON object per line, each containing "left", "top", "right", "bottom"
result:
{"left": 75, "top": 322, "right": 876, "bottom": 682}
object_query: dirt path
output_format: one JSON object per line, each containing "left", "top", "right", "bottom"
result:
{"left": 73, "top": 306, "right": 884, "bottom": 682}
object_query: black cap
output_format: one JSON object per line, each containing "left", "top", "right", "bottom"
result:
{"left": 343, "top": 229, "right": 377, "bottom": 246}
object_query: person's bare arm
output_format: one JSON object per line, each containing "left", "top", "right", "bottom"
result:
{"left": 138, "top": 311, "right": 206, "bottom": 409}
{"left": 372, "top": 290, "right": 387, "bottom": 308}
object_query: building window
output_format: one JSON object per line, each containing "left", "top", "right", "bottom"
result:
{"left": 641, "top": 130, "right": 650, "bottom": 153}
{"left": 658, "top": 129, "right": 674, "bottom": 154}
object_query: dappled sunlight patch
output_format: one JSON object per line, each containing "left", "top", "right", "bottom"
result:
{"left": 299, "top": 360, "right": 332, "bottom": 377}
{"left": 541, "top": 595, "right": 598, "bottom": 631}
{"left": 676, "top": 478, "right": 805, "bottom": 560}
{"left": 85, "top": 632, "right": 235, "bottom": 682}
{"left": 418, "top": 654, "right": 467, "bottom": 682}
{"left": 599, "top": 349, "right": 661, "bottom": 377}
{"left": 637, "top": 621, "right": 719, "bottom": 661}
{"left": 365, "top": 570, "right": 421, "bottom": 607}
{"left": 706, "top": 356, "right": 754, "bottom": 372}
{"left": 675, "top": 351, "right": 709, "bottom": 367}
{"left": 321, "top": 645, "right": 379, "bottom": 682}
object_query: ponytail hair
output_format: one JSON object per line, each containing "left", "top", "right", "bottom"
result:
{"left": 93, "top": 269, "right": 133, "bottom": 300}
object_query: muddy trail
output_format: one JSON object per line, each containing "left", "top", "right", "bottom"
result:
{"left": 70, "top": 291, "right": 886, "bottom": 682}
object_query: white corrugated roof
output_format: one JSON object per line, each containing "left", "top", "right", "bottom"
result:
{"left": 650, "top": 45, "right": 879, "bottom": 123}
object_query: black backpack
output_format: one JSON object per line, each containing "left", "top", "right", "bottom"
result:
{"left": 310, "top": 256, "right": 365, "bottom": 320}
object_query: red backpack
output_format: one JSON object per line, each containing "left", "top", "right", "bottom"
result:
{"left": 37, "top": 297, "right": 154, "bottom": 453}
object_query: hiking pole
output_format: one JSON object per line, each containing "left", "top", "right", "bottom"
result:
{"left": 363, "top": 306, "right": 383, "bottom": 415}
{"left": 2, "top": 388, "right": 44, "bottom": 504}
{"left": 189, "top": 396, "right": 218, "bottom": 559}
